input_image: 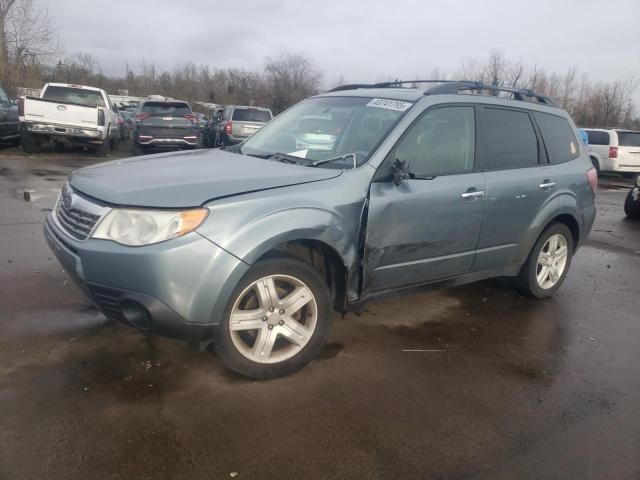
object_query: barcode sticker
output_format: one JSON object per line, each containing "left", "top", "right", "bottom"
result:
{"left": 366, "top": 98, "right": 413, "bottom": 112}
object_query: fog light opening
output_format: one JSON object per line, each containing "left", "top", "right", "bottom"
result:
{"left": 120, "top": 300, "right": 152, "bottom": 330}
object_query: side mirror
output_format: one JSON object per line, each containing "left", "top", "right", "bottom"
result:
{"left": 392, "top": 158, "right": 408, "bottom": 185}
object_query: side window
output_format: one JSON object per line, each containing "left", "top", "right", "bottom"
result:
{"left": 394, "top": 106, "right": 475, "bottom": 177}
{"left": 534, "top": 112, "right": 580, "bottom": 164}
{"left": 586, "top": 130, "right": 610, "bottom": 145}
{"left": 483, "top": 108, "right": 539, "bottom": 170}
{"left": 0, "top": 87, "right": 9, "bottom": 103}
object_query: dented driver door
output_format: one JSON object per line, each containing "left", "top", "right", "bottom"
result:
{"left": 362, "top": 104, "right": 486, "bottom": 293}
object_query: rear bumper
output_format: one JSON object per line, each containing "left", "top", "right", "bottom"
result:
{"left": 137, "top": 137, "right": 200, "bottom": 146}
{"left": 600, "top": 157, "right": 640, "bottom": 172}
{"left": 24, "top": 122, "right": 104, "bottom": 142}
{"left": 44, "top": 215, "right": 249, "bottom": 347}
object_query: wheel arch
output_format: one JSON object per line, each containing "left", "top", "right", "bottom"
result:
{"left": 519, "top": 194, "right": 583, "bottom": 265}
{"left": 248, "top": 235, "right": 352, "bottom": 312}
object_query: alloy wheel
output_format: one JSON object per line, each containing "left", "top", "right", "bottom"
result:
{"left": 229, "top": 274, "right": 318, "bottom": 364}
{"left": 536, "top": 233, "right": 569, "bottom": 289}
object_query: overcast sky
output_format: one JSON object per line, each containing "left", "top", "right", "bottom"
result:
{"left": 51, "top": 0, "right": 640, "bottom": 88}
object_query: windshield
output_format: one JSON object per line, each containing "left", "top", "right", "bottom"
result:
{"left": 241, "top": 96, "right": 412, "bottom": 168}
{"left": 617, "top": 132, "right": 640, "bottom": 147}
{"left": 142, "top": 102, "right": 191, "bottom": 115}
{"left": 43, "top": 86, "right": 105, "bottom": 107}
{"left": 233, "top": 108, "right": 272, "bottom": 122}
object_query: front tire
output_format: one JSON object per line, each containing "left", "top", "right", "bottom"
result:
{"left": 512, "top": 223, "right": 574, "bottom": 299}
{"left": 624, "top": 189, "right": 640, "bottom": 219}
{"left": 213, "top": 257, "right": 332, "bottom": 379}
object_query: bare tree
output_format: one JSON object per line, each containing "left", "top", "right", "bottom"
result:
{"left": 0, "top": 0, "right": 17, "bottom": 81}
{"left": 265, "top": 53, "right": 322, "bottom": 113}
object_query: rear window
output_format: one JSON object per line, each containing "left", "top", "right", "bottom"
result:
{"left": 586, "top": 130, "right": 610, "bottom": 145}
{"left": 43, "top": 86, "right": 105, "bottom": 108}
{"left": 142, "top": 102, "right": 191, "bottom": 115}
{"left": 483, "top": 108, "right": 539, "bottom": 170}
{"left": 534, "top": 112, "right": 580, "bottom": 164}
{"left": 616, "top": 132, "right": 640, "bottom": 147}
{"left": 232, "top": 108, "right": 272, "bottom": 123}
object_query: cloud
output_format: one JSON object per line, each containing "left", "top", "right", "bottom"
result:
{"left": 50, "top": 0, "right": 640, "bottom": 90}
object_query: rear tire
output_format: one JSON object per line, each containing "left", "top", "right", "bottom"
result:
{"left": 624, "top": 189, "right": 640, "bottom": 219}
{"left": 20, "top": 127, "right": 40, "bottom": 154}
{"left": 212, "top": 257, "right": 333, "bottom": 379}
{"left": 512, "top": 223, "right": 574, "bottom": 299}
{"left": 133, "top": 142, "right": 147, "bottom": 156}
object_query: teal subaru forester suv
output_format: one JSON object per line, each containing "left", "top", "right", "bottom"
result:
{"left": 45, "top": 81, "right": 597, "bottom": 379}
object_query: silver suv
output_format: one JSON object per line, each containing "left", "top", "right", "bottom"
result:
{"left": 45, "top": 81, "right": 597, "bottom": 379}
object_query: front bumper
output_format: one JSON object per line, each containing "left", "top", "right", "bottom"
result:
{"left": 44, "top": 215, "right": 248, "bottom": 347}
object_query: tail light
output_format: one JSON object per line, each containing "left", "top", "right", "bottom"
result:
{"left": 608, "top": 146, "right": 618, "bottom": 159}
{"left": 586, "top": 168, "right": 598, "bottom": 192}
{"left": 224, "top": 121, "right": 232, "bottom": 135}
{"left": 135, "top": 113, "right": 150, "bottom": 122}
{"left": 184, "top": 114, "right": 198, "bottom": 123}
{"left": 97, "top": 109, "right": 105, "bottom": 126}
{"left": 18, "top": 97, "right": 24, "bottom": 116}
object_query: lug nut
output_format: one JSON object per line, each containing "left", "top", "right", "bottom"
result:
{"left": 279, "top": 320, "right": 284, "bottom": 326}
{"left": 268, "top": 325, "right": 273, "bottom": 330}
{"left": 262, "top": 316, "right": 268, "bottom": 322}
{"left": 279, "top": 309, "right": 285, "bottom": 314}
{"left": 269, "top": 307, "right": 275, "bottom": 312}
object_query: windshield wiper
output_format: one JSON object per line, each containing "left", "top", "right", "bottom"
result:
{"left": 309, "top": 153, "right": 357, "bottom": 169}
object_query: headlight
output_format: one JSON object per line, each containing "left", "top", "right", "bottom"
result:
{"left": 92, "top": 208, "right": 209, "bottom": 246}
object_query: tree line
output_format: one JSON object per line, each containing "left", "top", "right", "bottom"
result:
{"left": 0, "top": 0, "right": 638, "bottom": 127}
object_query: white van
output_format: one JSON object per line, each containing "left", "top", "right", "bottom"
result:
{"left": 582, "top": 128, "right": 640, "bottom": 174}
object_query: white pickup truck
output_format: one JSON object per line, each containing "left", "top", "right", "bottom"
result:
{"left": 19, "top": 83, "right": 120, "bottom": 156}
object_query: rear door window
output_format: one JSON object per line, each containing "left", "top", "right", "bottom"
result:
{"left": 43, "top": 86, "right": 106, "bottom": 107}
{"left": 232, "top": 108, "right": 272, "bottom": 122}
{"left": 534, "top": 112, "right": 580, "bottom": 164}
{"left": 482, "top": 108, "right": 539, "bottom": 170}
{"left": 616, "top": 132, "right": 640, "bottom": 147}
{"left": 586, "top": 130, "right": 610, "bottom": 145}
{"left": 142, "top": 102, "right": 191, "bottom": 115}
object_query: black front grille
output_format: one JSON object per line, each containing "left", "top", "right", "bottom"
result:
{"left": 56, "top": 198, "right": 101, "bottom": 240}
{"left": 88, "top": 284, "right": 126, "bottom": 321}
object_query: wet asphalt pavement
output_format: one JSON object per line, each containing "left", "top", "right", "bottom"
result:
{"left": 1, "top": 146, "right": 639, "bottom": 480}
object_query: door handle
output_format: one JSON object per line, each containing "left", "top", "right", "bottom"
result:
{"left": 461, "top": 190, "right": 485, "bottom": 200}
{"left": 539, "top": 180, "right": 556, "bottom": 190}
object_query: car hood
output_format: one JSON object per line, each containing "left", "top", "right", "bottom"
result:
{"left": 69, "top": 149, "right": 342, "bottom": 208}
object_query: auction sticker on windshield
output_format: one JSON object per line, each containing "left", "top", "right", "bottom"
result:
{"left": 366, "top": 98, "right": 413, "bottom": 112}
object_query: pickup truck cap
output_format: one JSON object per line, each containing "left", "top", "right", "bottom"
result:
{"left": 70, "top": 149, "right": 343, "bottom": 208}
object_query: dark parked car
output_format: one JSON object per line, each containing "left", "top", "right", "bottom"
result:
{"left": 116, "top": 112, "right": 130, "bottom": 141}
{"left": 45, "top": 81, "right": 596, "bottom": 379}
{"left": 133, "top": 99, "right": 201, "bottom": 154}
{"left": 207, "top": 105, "right": 272, "bottom": 147}
{"left": 624, "top": 175, "right": 640, "bottom": 218}
{"left": 0, "top": 84, "right": 19, "bottom": 144}
{"left": 121, "top": 110, "right": 136, "bottom": 132}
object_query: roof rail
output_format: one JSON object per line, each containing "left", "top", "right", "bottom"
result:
{"left": 326, "top": 79, "right": 557, "bottom": 107}
{"left": 424, "top": 81, "right": 557, "bottom": 106}
{"left": 326, "top": 83, "right": 376, "bottom": 92}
